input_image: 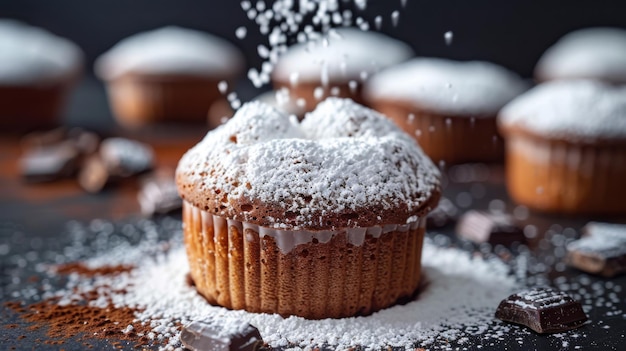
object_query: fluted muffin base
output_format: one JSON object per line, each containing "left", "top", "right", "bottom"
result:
{"left": 183, "top": 201, "right": 426, "bottom": 319}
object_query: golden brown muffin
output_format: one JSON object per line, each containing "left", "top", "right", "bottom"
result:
{"left": 176, "top": 98, "right": 440, "bottom": 319}
{"left": 271, "top": 28, "right": 413, "bottom": 113}
{"left": 0, "top": 20, "right": 83, "bottom": 132}
{"left": 498, "top": 80, "right": 626, "bottom": 215}
{"left": 364, "top": 58, "right": 527, "bottom": 165}
{"left": 95, "top": 26, "right": 244, "bottom": 128}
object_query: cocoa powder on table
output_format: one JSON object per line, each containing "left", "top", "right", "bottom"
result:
{"left": 5, "top": 264, "right": 170, "bottom": 349}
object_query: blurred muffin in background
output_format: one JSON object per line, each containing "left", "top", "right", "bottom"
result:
{"left": 272, "top": 27, "right": 414, "bottom": 113}
{"left": 364, "top": 58, "right": 527, "bottom": 165}
{"left": 0, "top": 19, "right": 83, "bottom": 132}
{"left": 95, "top": 26, "right": 244, "bottom": 128}
{"left": 498, "top": 80, "right": 626, "bottom": 215}
{"left": 535, "top": 27, "right": 626, "bottom": 84}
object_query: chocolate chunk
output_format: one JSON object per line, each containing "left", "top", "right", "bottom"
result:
{"left": 78, "top": 155, "right": 110, "bottom": 193}
{"left": 21, "top": 127, "right": 68, "bottom": 148}
{"left": 99, "top": 138, "right": 154, "bottom": 177}
{"left": 566, "top": 222, "right": 626, "bottom": 277}
{"left": 427, "top": 197, "right": 458, "bottom": 228}
{"left": 456, "top": 210, "right": 525, "bottom": 245}
{"left": 20, "top": 141, "right": 80, "bottom": 183}
{"left": 137, "top": 169, "right": 181, "bottom": 216}
{"left": 67, "top": 128, "right": 100, "bottom": 155}
{"left": 181, "top": 320, "right": 263, "bottom": 351}
{"left": 495, "top": 287, "right": 588, "bottom": 333}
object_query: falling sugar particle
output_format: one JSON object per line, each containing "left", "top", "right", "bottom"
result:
{"left": 314, "top": 86, "right": 325, "bottom": 100}
{"left": 401, "top": 0, "right": 408, "bottom": 7}
{"left": 391, "top": 11, "right": 400, "bottom": 27}
{"left": 217, "top": 81, "right": 228, "bottom": 94}
{"left": 235, "top": 26, "right": 247, "bottom": 39}
{"left": 375, "top": 16, "right": 383, "bottom": 30}
{"left": 445, "top": 31, "right": 454, "bottom": 46}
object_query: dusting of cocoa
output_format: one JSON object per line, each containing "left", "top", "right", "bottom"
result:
{"left": 4, "top": 262, "right": 178, "bottom": 349}
{"left": 53, "top": 262, "right": 134, "bottom": 276}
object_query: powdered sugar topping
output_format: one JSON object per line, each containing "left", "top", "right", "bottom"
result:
{"left": 177, "top": 98, "right": 439, "bottom": 229}
{"left": 365, "top": 58, "right": 527, "bottom": 116}
{"left": 535, "top": 27, "right": 626, "bottom": 83}
{"left": 0, "top": 19, "right": 83, "bottom": 85}
{"left": 273, "top": 27, "right": 414, "bottom": 83}
{"left": 95, "top": 26, "right": 244, "bottom": 80}
{"left": 499, "top": 80, "right": 626, "bottom": 141}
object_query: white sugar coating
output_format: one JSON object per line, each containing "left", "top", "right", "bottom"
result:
{"left": 535, "top": 27, "right": 626, "bottom": 83}
{"left": 365, "top": 58, "right": 527, "bottom": 116}
{"left": 0, "top": 19, "right": 83, "bottom": 85}
{"left": 177, "top": 98, "right": 440, "bottom": 228}
{"left": 53, "top": 239, "right": 517, "bottom": 350}
{"left": 273, "top": 27, "right": 414, "bottom": 83}
{"left": 567, "top": 222, "right": 626, "bottom": 257}
{"left": 499, "top": 80, "right": 626, "bottom": 141}
{"left": 95, "top": 26, "right": 244, "bottom": 80}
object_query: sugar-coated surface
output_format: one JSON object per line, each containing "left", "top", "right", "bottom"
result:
{"left": 95, "top": 26, "right": 244, "bottom": 80}
{"left": 499, "top": 80, "right": 626, "bottom": 141}
{"left": 176, "top": 98, "right": 440, "bottom": 229}
{"left": 273, "top": 27, "right": 414, "bottom": 83}
{"left": 535, "top": 27, "right": 626, "bottom": 83}
{"left": 0, "top": 19, "right": 83, "bottom": 85}
{"left": 568, "top": 222, "right": 626, "bottom": 258}
{"left": 365, "top": 58, "right": 527, "bottom": 116}
{"left": 51, "top": 239, "right": 517, "bottom": 350}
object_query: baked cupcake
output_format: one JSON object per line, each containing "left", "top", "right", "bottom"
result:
{"left": 272, "top": 28, "right": 414, "bottom": 113}
{"left": 364, "top": 58, "right": 527, "bottom": 165}
{"left": 0, "top": 19, "right": 83, "bottom": 131}
{"left": 498, "top": 80, "right": 626, "bottom": 214}
{"left": 535, "top": 28, "right": 626, "bottom": 84}
{"left": 176, "top": 98, "right": 440, "bottom": 319}
{"left": 95, "top": 26, "right": 244, "bottom": 128}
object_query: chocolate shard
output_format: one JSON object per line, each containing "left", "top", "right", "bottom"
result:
{"left": 495, "top": 287, "right": 588, "bottom": 334}
{"left": 181, "top": 320, "right": 263, "bottom": 351}
{"left": 99, "top": 137, "right": 154, "bottom": 177}
{"left": 137, "top": 169, "right": 181, "bottom": 216}
{"left": 566, "top": 222, "right": 626, "bottom": 277}
{"left": 456, "top": 210, "right": 525, "bottom": 245}
{"left": 19, "top": 141, "right": 80, "bottom": 183}
{"left": 427, "top": 197, "right": 458, "bottom": 228}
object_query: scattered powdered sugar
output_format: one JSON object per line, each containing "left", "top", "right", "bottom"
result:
{"left": 176, "top": 98, "right": 440, "bottom": 229}
{"left": 499, "top": 80, "right": 626, "bottom": 141}
{"left": 95, "top": 26, "right": 244, "bottom": 80}
{"left": 0, "top": 19, "right": 83, "bottom": 85}
{"left": 535, "top": 27, "right": 626, "bottom": 83}
{"left": 364, "top": 58, "right": 527, "bottom": 116}
{"left": 43, "top": 234, "right": 518, "bottom": 350}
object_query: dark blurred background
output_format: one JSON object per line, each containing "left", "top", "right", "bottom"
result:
{"left": 2, "top": 0, "right": 625, "bottom": 128}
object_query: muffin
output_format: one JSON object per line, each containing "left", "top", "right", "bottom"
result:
{"left": 0, "top": 19, "right": 83, "bottom": 131}
{"left": 272, "top": 28, "right": 414, "bottom": 113}
{"left": 176, "top": 98, "right": 440, "bottom": 319}
{"left": 535, "top": 28, "right": 626, "bottom": 84}
{"left": 364, "top": 58, "right": 527, "bottom": 165}
{"left": 498, "top": 80, "right": 626, "bottom": 214}
{"left": 95, "top": 26, "right": 244, "bottom": 128}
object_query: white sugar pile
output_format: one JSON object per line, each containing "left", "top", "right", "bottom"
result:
{"left": 46, "top": 235, "right": 518, "bottom": 350}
